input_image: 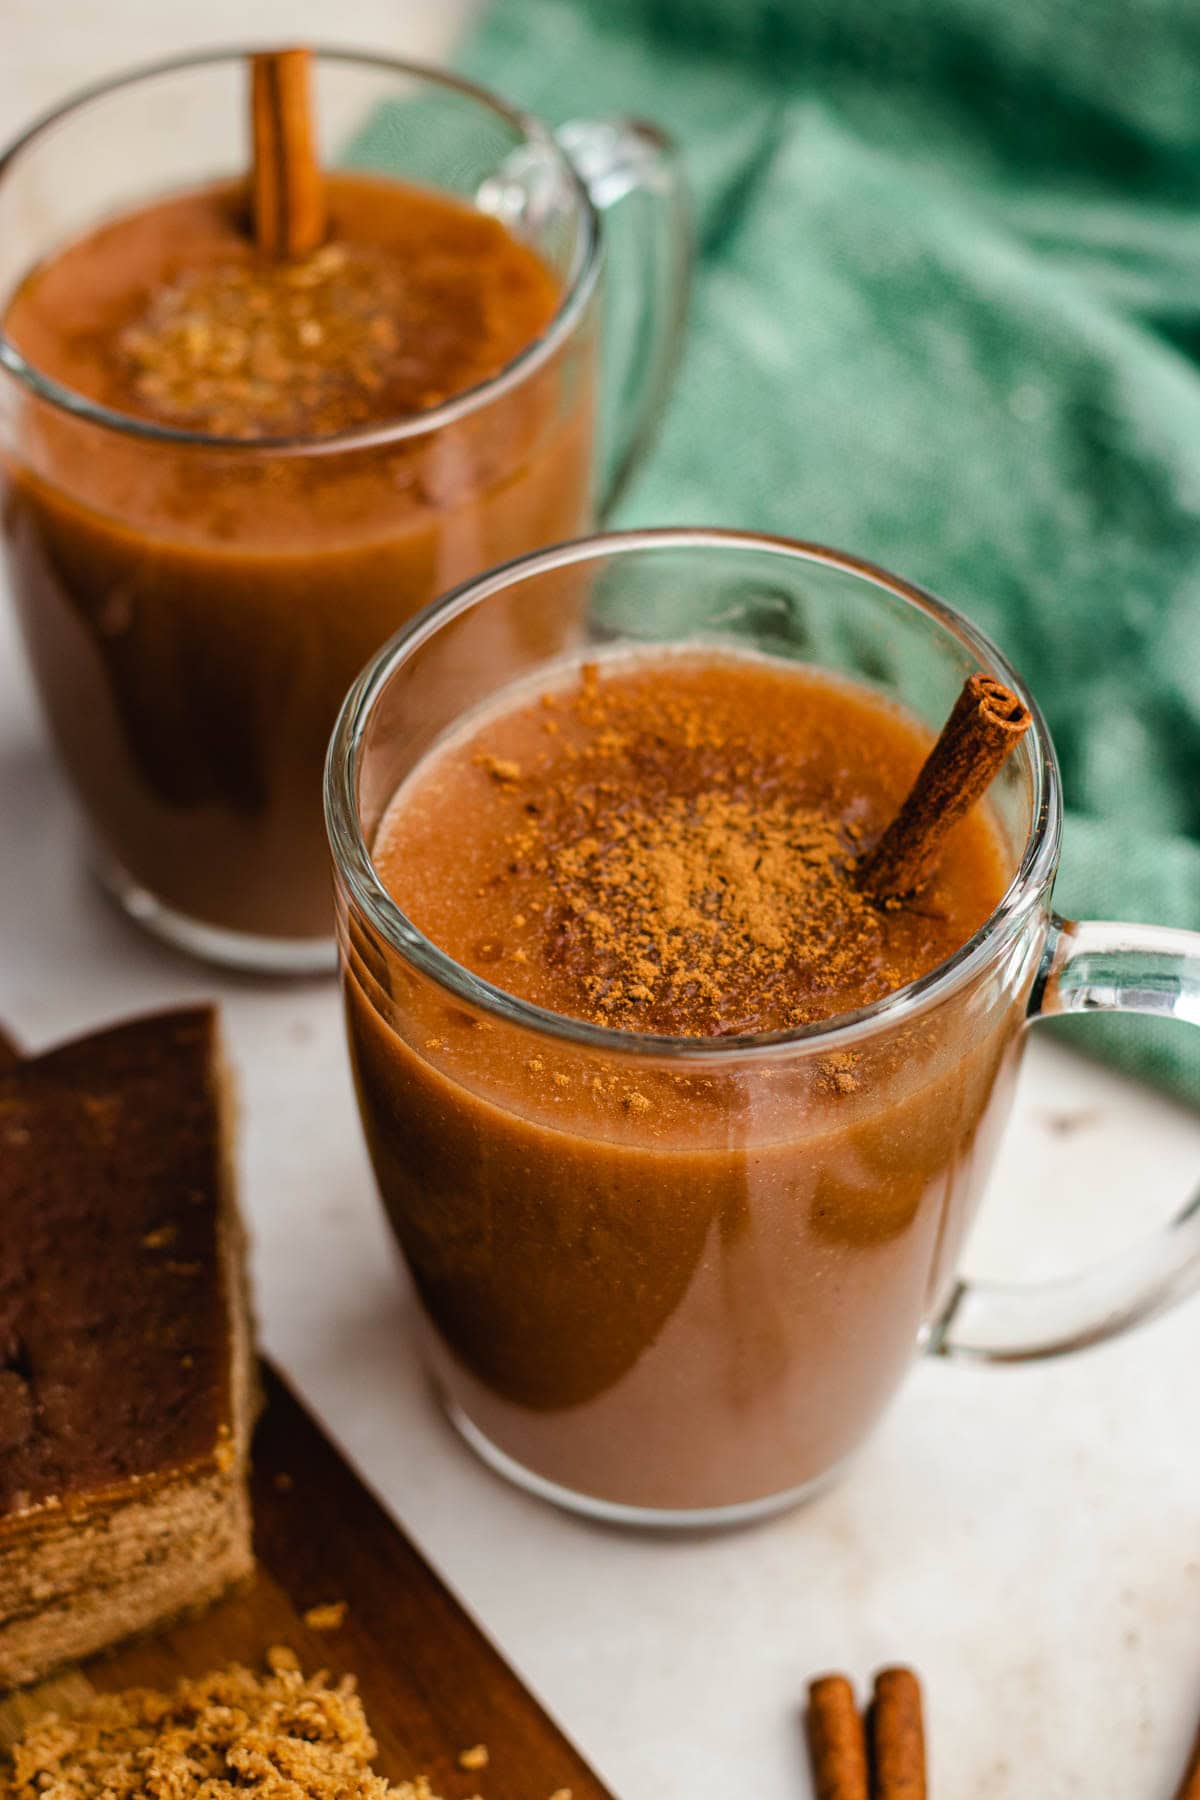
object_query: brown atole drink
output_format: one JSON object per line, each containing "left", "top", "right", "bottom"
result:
{"left": 332, "top": 531, "right": 1200, "bottom": 1525}
{"left": 2, "top": 173, "right": 587, "bottom": 949}
{"left": 346, "top": 646, "right": 1019, "bottom": 1515}
{"left": 0, "top": 49, "right": 687, "bottom": 967}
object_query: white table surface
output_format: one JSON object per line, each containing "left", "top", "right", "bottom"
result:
{"left": 3, "top": 6, "right": 1200, "bottom": 1797}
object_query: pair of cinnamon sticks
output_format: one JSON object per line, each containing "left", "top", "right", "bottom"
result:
{"left": 807, "top": 1671, "right": 1200, "bottom": 1795}
{"left": 807, "top": 1667, "right": 926, "bottom": 1799}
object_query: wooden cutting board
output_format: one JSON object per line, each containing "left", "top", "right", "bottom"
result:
{"left": 0, "top": 1364, "right": 616, "bottom": 1800}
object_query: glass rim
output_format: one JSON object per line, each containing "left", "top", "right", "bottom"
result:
{"left": 0, "top": 43, "right": 600, "bottom": 455}
{"left": 325, "top": 528, "right": 1062, "bottom": 1063}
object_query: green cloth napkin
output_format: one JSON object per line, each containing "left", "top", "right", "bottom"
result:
{"left": 460, "top": 0, "right": 1200, "bottom": 1106}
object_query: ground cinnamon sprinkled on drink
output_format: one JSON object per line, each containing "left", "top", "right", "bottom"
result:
{"left": 1, "top": 1660, "right": 439, "bottom": 1800}
{"left": 374, "top": 654, "right": 1009, "bottom": 1041}
{"left": 820, "top": 1053, "right": 860, "bottom": 1096}
{"left": 494, "top": 669, "right": 898, "bottom": 1036}
{"left": 117, "top": 243, "right": 411, "bottom": 437}
{"left": 111, "top": 190, "right": 555, "bottom": 440}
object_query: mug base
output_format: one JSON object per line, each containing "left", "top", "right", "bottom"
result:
{"left": 94, "top": 849, "right": 338, "bottom": 977}
{"left": 443, "top": 1395, "right": 848, "bottom": 1531}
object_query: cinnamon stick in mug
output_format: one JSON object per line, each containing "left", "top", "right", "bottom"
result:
{"left": 806, "top": 1675, "right": 869, "bottom": 1800}
{"left": 857, "top": 672, "right": 1031, "bottom": 904}
{"left": 250, "top": 47, "right": 326, "bottom": 258}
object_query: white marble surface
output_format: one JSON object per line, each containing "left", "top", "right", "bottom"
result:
{"left": 3, "top": 7, "right": 1200, "bottom": 1797}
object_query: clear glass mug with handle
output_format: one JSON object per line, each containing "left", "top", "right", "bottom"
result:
{"left": 326, "top": 528, "right": 1200, "bottom": 1528}
{"left": 0, "top": 48, "right": 688, "bottom": 972}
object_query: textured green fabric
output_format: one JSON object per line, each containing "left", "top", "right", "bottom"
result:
{"left": 461, "top": 0, "right": 1200, "bottom": 1104}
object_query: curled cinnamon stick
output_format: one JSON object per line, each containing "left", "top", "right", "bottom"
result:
{"left": 1174, "top": 1714, "right": 1200, "bottom": 1800}
{"left": 856, "top": 672, "right": 1031, "bottom": 904}
{"left": 250, "top": 48, "right": 326, "bottom": 259}
{"left": 869, "top": 1666, "right": 927, "bottom": 1800}
{"left": 806, "top": 1674, "right": 869, "bottom": 1800}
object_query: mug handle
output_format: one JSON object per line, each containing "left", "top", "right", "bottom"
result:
{"left": 557, "top": 118, "right": 691, "bottom": 515}
{"left": 928, "top": 916, "right": 1200, "bottom": 1361}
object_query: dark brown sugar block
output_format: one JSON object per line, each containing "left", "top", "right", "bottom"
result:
{"left": 0, "top": 1368, "right": 616, "bottom": 1800}
{"left": 0, "top": 1007, "right": 254, "bottom": 1688}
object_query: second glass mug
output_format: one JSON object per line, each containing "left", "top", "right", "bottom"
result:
{"left": 0, "top": 47, "right": 688, "bottom": 972}
{"left": 327, "top": 529, "right": 1200, "bottom": 1527}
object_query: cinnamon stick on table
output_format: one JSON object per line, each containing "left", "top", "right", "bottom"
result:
{"left": 1174, "top": 1714, "right": 1200, "bottom": 1800}
{"left": 250, "top": 47, "right": 326, "bottom": 259}
{"left": 806, "top": 1675, "right": 870, "bottom": 1800}
{"left": 869, "top": 1666, "right": 927, "bottom": 1800}
{"left": 856, "top": 672, "right": 1031, "bottom": 905}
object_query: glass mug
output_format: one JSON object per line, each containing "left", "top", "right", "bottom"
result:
{"left": 327, "top": 529, "right": 1200, "bottom": 1528}
{"left": 0, "top": 49, "right": 688, "bottom": 972}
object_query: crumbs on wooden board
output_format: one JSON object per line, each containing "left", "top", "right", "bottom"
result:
{"left": 303, "top": 1600, "right": 349, "bottom": 1631}
{"left": 1, "top": 1657, "right": 439, "bottom": 1800}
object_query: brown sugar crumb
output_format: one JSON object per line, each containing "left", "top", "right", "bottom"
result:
{"left": 491, "top": 669, "right": 892, "bottom": 1036}
{"left": 457, "top": 1745, "right": 489, "bottom": 1771}
{"left": 374, "top": 654, "right": 1010, "bottom": 1042}
{"left": 81, "top": 1094, "right": 122, "bottom": 1139}
{"left": 117, "top": 244, "right": 415, "bottom": 438}
{"left": 477, "top": 755, "right": 522, "bottom": 784}
{"left": 141, "top": 1223, "right": 178, "bottom": 1249}
{"left": 549, "top": 1789, "right": 573, "bottom": 1800}
{"left": 623, "top": 1091, "right": 652, "bottom": 1115}
{"left": 2, "top": 1660, "right": 440, "bottom": 1800}
{"left": 273, "top": 1470, "right": 295, "bottom": 1493}
{"left": 304, "top": 1600, "right": 349, "bottom": 1631}
{"left": 819, "top": 1053, "right": 860, "bottom": 1096}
